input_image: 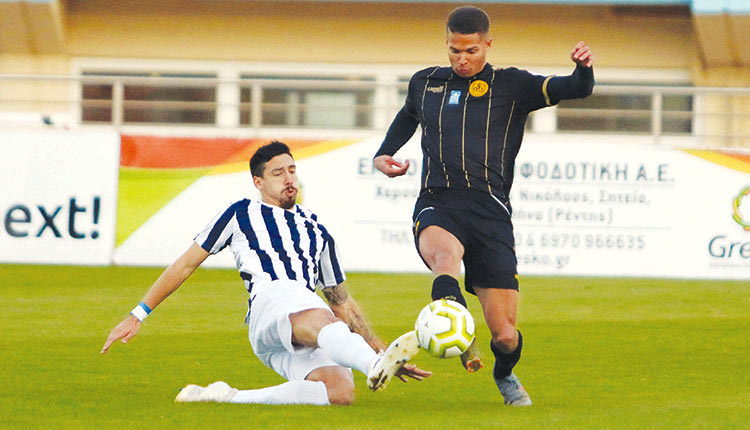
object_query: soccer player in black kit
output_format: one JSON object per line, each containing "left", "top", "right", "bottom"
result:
{"left": 373, "top": 6, "right": 594, "bottom": 406}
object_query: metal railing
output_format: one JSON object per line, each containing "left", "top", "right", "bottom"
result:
{"left": 0, "top": 73, "right": 748, "bottom": 148}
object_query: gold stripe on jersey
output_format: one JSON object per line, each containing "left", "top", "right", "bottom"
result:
{"left": 542, "top": 76, "right": 553, "bottom": 106}
{"left": 438, "top": 73, "right": 451, "bottom": 186}
{"left": 462, "top": 82, "right": 469, "bottom": 186}
{"left": 484, "top": 72, "right": 495, "bottom": 194}
{"left": 500, "top": 101, "right": 517, "bottom": 181}
{"left": 421, "top": 68, "right": 440, "bottom": 187}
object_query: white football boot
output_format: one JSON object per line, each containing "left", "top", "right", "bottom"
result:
{"left": 175, "top": 381, "right": 238, "bottom": 402}
{"left": 367, "top": 331, "right": 420, "bottom": 392}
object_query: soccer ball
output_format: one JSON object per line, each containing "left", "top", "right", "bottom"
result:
{"left": 414, "top": 299, "right": 476, "bottom": 358}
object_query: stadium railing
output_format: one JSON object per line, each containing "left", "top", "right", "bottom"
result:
{"left": 0, "top": 73, "right": 748, "bottom": 149}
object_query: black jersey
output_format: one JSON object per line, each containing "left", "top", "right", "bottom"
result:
{"left": 376, "top": 63, "right": 594, "bottom": 211}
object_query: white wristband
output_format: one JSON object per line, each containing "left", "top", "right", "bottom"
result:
{"left": 130, "top": 302, "right": 151, "bottom": 322}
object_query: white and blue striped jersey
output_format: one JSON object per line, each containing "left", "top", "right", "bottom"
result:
{"left": 194, "top": 199, "right": 346, "bottom": 318}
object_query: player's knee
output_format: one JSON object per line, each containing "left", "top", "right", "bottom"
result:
{"left": 326, "top": 378, "right": 356, "bottom": 406}
{"left": 316, "top": 367, "right": 356, "bottom": 406}
{"left": 490, "top": 326, "right": 518, "bottom": 352}
{"left": 310, "top": 307, "right": 341, "bottom": 324}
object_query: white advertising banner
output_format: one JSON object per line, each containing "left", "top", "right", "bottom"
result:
{"left": 112, "top": 134, "right": 749, "bottom": 280}
{"left": 302, "top": 135, "right": 750, "bottom": 280}
{"left": 508, "top": 136, "right": 749, "bottom": 279}
{"left": 0, "top": 130, "right": 120, "bottom": 265}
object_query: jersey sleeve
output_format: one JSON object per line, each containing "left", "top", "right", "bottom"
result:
{"left": 544, "top": 65, "right": 595, "bottom": 105}
{"left": 194, "top": 203, "right": 237, "bottom": 254}
{"left": 513, "top": 65, "right": 594, "bottom": 112}
{"left": 317, "top": 234, "right": 346, "bottom": 288}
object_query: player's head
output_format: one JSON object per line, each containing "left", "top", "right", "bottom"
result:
{"left": 445, "top": 6, "right": 492, "bottom": 78}
{"left": 250, "top": 141, "right": 298, "bottom": 209}
{"left": 250, "top": 140, "right": 292, "bottom": 177}
{"left": 446, "top": 6, "right": 490, "bottom": 35}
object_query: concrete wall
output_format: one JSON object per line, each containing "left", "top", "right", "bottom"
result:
{"left": 61, "top": 1, "right": 696, "bottom": 71}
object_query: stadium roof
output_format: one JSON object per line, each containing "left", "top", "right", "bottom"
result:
{"left": 1, "top": 0, "right": 748, "bottom": 67}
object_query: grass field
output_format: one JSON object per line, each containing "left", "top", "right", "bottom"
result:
{"left": 1, "top": 264, "right": 748, "bottom": 429}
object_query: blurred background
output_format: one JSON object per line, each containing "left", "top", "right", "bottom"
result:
{"left": 1, "top": 0, "right": 748, "bottom": 278}
{"left": 1, "top": 0, "right": 748, "bottom": 141}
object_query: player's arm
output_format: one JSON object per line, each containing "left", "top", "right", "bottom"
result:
{"left": 373, "top": 97, "right": 420, "bottom": 178}
{"left": 544, "top": 41, "right": 595, "bottom": 104}
{"left": 100, "top": 243, "right": 210, "bottom": 354}
{"left": 323, "top": 283, "right": 388, "bottom": 352}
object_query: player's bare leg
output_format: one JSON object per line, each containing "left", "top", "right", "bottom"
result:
{"left": 475, "top": 287, "right": 531, "bottom": 406}
{"left": 419, "top": 226, "right": 484, "bottom": 371}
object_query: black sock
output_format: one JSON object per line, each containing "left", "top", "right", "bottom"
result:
{"left": 491, "top": 330, "right": 523, "bottom": 380}
{"left": 431, "top": 274, "right": 467, "bottom": 308}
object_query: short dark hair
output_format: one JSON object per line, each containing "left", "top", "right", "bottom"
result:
{"left": 249, "top": 140, "right": 292, "bottom": 177}
{"left": 446, "top": 6, "right": 490, "bottom": 35}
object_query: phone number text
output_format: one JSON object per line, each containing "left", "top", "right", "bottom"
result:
{"left": 515, "top": 232, "right": 645, "bottom": 250}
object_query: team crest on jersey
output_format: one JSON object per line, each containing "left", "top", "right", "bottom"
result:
{"left": 449, "top": 90, "right": 461, "bottom": 104}
{"left": 469, "top": 80, "right": 489, "bottom": 97}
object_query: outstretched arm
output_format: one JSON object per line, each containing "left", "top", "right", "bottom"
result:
{"left": 100, "top": 243, "right": 210, "bottom": 354}
{"left": 545, "top": 41, "right": 595, "bottom": 104}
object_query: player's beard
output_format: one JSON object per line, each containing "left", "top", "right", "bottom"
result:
{"left": 279, "top": 186, "right": 297, "bottom": 209}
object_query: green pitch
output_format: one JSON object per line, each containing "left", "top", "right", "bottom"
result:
{"left": 1, "top": 265, "right": 748, "bottom": 429}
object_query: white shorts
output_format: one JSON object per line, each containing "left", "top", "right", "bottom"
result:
{"left": 247, "top": 280, "right": 345, "bottom": 381}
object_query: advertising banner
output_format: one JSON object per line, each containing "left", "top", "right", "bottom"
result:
{"left": 0, "top": 130, "right": 120, "bottom": 265}
{"left": 508, "top": 136, "right": 750, "bottom": 279}
{"left": 112, "top": 135, "right": 749, "bottom": 280}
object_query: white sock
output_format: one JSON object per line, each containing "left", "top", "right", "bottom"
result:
{"left": 230, "top": 380, "right": 330, "bottom": 405}
{"left": 317, "top": 321, "right": 377, "bottom": 375}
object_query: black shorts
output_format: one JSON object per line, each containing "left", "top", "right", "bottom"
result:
{"left": 412, "top": 188, "right": 519, "bottom": 293}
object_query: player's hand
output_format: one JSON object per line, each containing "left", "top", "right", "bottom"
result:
{"left": 100, "top": 315, "right": 141, "bottom": 354}
{"left": 571, "top": 41, "right": 594, "bottom": 68}
{"left": 396, "top": 363, "right": 432, "bottom": 382}
{"left": 374, "top": 155, "right": 410, "bottom": 178}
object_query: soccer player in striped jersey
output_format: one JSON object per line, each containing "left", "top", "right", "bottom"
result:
{"left": 373, "top": 6, "right": 594, "bottom": 406}
{"left": 102, "top": 141, "right": 430, "bottom": 405}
